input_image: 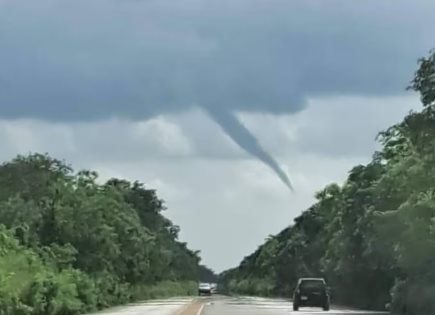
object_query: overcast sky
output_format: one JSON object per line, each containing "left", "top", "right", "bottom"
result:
{"left": 0, "top": 0, "right": 434, "bottom": 272}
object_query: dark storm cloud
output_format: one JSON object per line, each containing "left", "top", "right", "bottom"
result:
{"left": 0, "top": 0, "right": 434, "bottom": 121}
{"left": 1, "top": 0, "right": 434, "bottom": 189}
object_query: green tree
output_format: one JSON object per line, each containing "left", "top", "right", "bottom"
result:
{"left": 0, "top": 153, "right": 210, "bottom": 313}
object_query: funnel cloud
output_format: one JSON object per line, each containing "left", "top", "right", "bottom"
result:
{"left": 206, "top": 107, "right": 293, "bottom": 191}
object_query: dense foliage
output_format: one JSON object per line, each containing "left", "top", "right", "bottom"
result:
{"left": 0, "top": 155, "right": 212, "bottom": 314}
{"left": 220, "top": 50, "right": 435, "bottom": 315}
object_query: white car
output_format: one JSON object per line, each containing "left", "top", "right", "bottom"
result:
{"left": 198, "top": 282, "right": 212, "bottom": 296}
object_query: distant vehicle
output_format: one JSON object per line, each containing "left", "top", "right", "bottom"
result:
{"left": 293, "top": 278, "right": 330, "bottom": 311}
{"left": 210, "top": 283, "right": 218, "bottom": 294}
{"left": 198, "top": 282, "right": 212, "bottom": 296}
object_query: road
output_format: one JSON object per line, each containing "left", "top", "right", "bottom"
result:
{"left": 199, "top": 296, "right": 388, "bottom": 315}
{"left": 86, "top": 297, "right": 195, "bottom": 315}
{"left": 89, "top": 296, "right": 388, "bottom": 315}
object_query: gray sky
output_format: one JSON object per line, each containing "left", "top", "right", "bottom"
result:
{"left": 0, "top": 0, "right": 434, "bottom": 271}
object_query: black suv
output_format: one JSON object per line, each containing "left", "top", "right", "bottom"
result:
{"left": 293, "top": 278, "right": 330, "bottom": 311}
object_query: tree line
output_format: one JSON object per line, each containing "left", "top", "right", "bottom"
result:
{"left": 219, "top": 50, "right": 435, "bottom": 315}
{"left": 0, "top": 153, "right": 215, "bottom": 314}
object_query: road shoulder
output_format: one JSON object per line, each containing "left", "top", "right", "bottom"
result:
{"left": 174, "top": 299, "right": 204, "bottom": 315}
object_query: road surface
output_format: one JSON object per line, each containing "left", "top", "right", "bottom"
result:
{"left": 86, "top": 297, "right": 195, "bottom": 315}
{"left": 90, "top": 296, "right": 388, "bottom": 315}
{"left": 199, "top": 296, "right": 388, "bottom": 315}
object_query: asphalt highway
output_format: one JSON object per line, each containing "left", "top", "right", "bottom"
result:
{"left": 86, "top": 297, "right": 195, "bottom": 315}
{"left": 90, "top": 295, "right": 388, "bottom": 315}
{"left": 199, "top": 296, "right": 388, "bottom": 315}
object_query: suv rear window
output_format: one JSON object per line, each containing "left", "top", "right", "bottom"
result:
{"left": 299, "top": 280, "right": 325, "bottom": 290}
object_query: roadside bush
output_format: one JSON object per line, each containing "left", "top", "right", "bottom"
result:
{"left": 390, "top": 278, "right": 435, "bottom": 315}
{"left": 23, "top": 270, "right": 83, "bottom": 315}
{"left": 0, "top": 227, "right": 97, "bottom": 315}
{"left": 67, "top": 270, "right": 98, "bottom": 312}
{"left": 93, "top": 273, "right": 131, "bottom": 308}
{"left": 0, "top": 279, "right": 31, "bottom": 315}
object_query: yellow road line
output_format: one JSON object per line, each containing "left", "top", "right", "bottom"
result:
{"left": 173, "top": 299, "right": 204, "bottom": 315}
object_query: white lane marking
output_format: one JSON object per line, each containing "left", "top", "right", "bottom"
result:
{"left": 195, "top": 304, "right": 205, "bottom": 315}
